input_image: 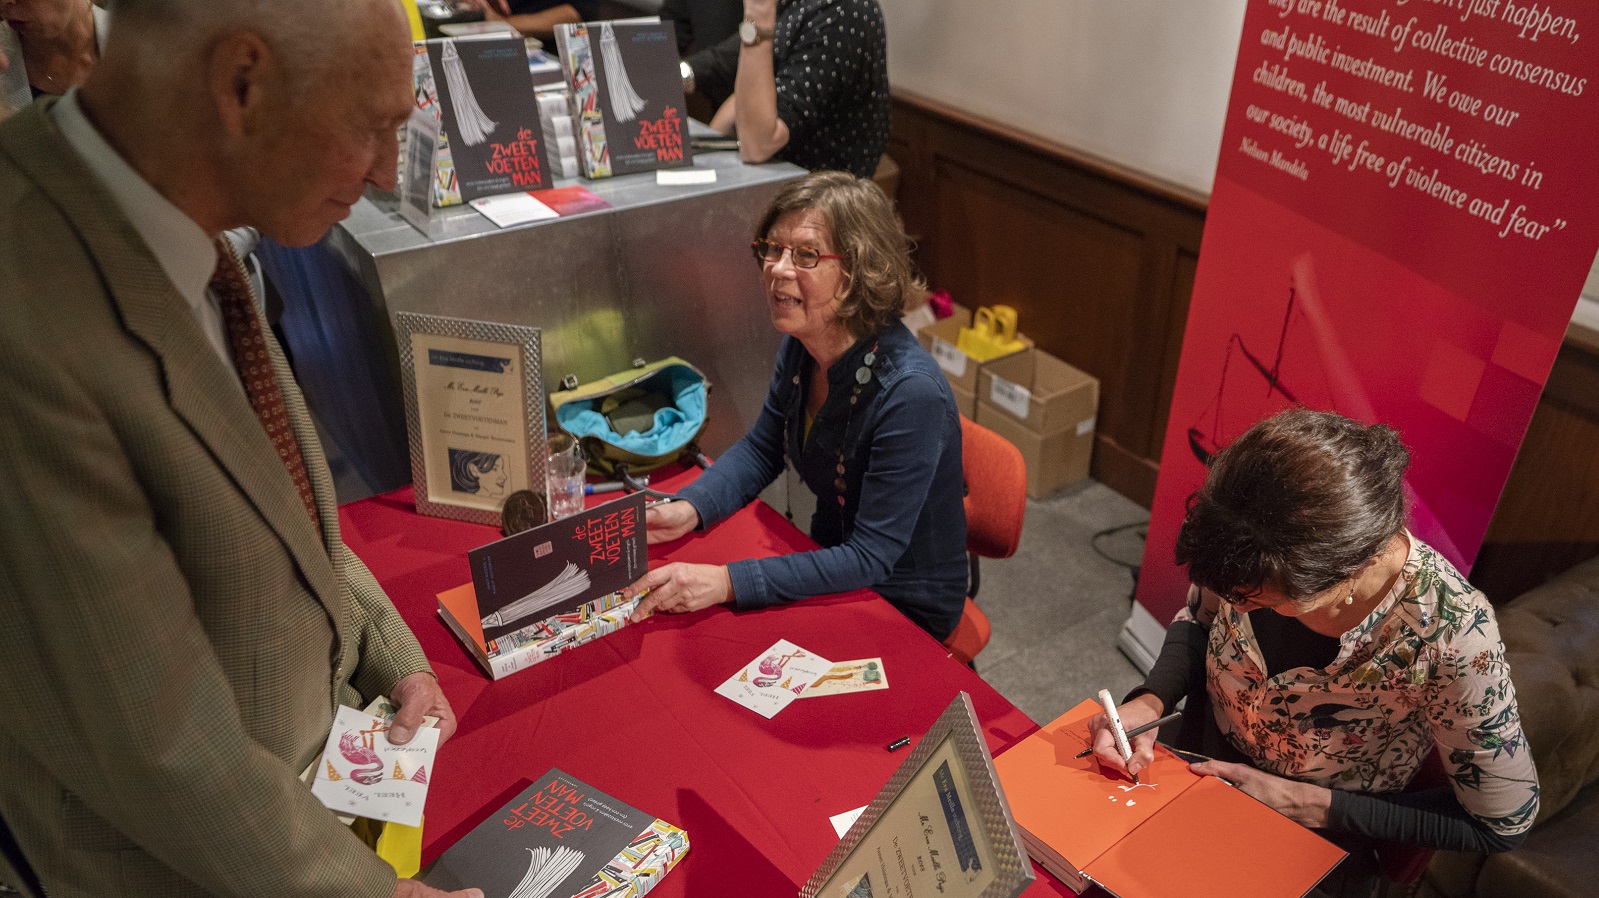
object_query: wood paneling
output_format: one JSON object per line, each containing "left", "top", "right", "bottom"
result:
{"left": 1474, "top": 331, "right": 1599, "bottom": 601}
{"left": 890, "top": 90, "right": 1206, "bottom": 505}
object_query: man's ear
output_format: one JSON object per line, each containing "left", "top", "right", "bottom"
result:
{"left": 207, "top": 30, "right": 273, "bottom": 139}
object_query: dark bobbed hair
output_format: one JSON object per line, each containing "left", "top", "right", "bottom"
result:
{"left": 1175, "top": 408, "right": 1410, "bottom": 601}
{"left": 756, "top": 170, "right": 927, "bottom": 339}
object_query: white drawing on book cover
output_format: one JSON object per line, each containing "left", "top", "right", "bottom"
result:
{"left": 482, "top": 561, "right": 593, "bottom": 630}
{"left": 510, "top": 845, "right": 587, "bottom": 898}
{"left": 442, "top": 39, "right": 497, "bottom": 146}
{"left": 599, "top": 22, "right": 647, "bottom": 122}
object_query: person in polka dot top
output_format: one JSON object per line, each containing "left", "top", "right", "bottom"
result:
{"left": 708, "top": 0, "right": 890, "bottom": 178}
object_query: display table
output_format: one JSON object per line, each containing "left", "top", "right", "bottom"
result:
{"left": 268, "top": 151, "right": 805, "bottom": 500}
{"left": 339, "top": 466, "right": 1075, "bottom": 896}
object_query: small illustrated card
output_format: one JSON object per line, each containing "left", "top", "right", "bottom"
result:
{"left": 714, "top": 639, "right": 832, "bottom": 719}
{"left": 309, "top": 704, "right": 439, "bottom": 827}
{"left": 801, "top": 658, "right": 889, "bottom": 699}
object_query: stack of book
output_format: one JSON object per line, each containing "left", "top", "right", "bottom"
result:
{"left": 438, "top": 492, "right": 647, "bottom": 680}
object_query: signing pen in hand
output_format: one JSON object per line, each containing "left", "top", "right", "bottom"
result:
{"left": 1097, "top": 689, "right": 1139, "bottom": 785}
{"left": 1076, "top": 711, "right": 1183, "bottom": 758}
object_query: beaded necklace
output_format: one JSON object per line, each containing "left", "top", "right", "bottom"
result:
{"left": 828, "top": 341, "right": 879, "bottom": 509}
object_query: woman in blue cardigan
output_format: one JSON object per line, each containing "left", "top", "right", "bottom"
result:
{"left": 626, "top": 170, "right": 968, "bottom": 640}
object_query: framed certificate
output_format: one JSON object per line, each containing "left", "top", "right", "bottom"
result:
{"left": 802, "top": 693, "right": 1034, "bottom": 898}
{"left": 396, "top": 312, "right": 545, "bottom": 527}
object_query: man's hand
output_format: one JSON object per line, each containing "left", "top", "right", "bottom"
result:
{"left": 394, "top": 878, "right": 483, "bottom": 898}
{"left": 625, "top": 562, "right": 733, "bottom": 622}
{"left": 387, "top": 672, "right": 458, "bottom": 746}
{"left": 1189, "top": 760, "right": 1333, "bottom": 828}
{"left": 1087, "top": 692, "right": 1163, "bottom": 779}
{"left": 644, "top": 500, "right": 701, "bottom": 544}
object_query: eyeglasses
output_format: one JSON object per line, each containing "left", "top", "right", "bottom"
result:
{"left": 750, "top": 238, "right": 842, "bottom": 269}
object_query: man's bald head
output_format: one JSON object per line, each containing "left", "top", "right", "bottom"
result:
{"left": 88, "top": 0, "right": 414, "bottom": 244}
{"left": 107, "top": 0, "right": 406, "bottom": 94}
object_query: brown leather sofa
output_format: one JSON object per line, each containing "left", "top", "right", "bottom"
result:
{"left": 1420, "top": 554, "right": 1599, "bottom": 898}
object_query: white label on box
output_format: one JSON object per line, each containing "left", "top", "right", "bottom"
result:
{"left": 1076, "top": 417, "right": 1096, "bottom": 437}
{"left": 931, "top": 336, "right": 967, "bottom": 377}
{"left": 988, "top": 375, "right": 1032, "bottom": 420}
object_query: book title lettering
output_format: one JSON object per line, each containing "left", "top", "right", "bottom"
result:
{"left": 486, "top": 128, "right": 545, "bottom": 188}
{"left": 502, "top": 778, "right": 598, "bottom": 838}
{"left": 635, "top": 107, "right": 685, "bottom": 163}
{"left": 576, "top": 508, "right": 637, "bottom": 565}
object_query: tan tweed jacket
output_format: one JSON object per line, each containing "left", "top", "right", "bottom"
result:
{"left": 0, "top": 101, "right": 431, "bottom": 898}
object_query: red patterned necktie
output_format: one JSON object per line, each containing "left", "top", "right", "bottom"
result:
{"left": 210, "top": 238, "right": 323, "bottom": 536}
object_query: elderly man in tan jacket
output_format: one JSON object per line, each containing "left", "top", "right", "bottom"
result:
{"left": 0, "top": 2, "right": 482, "bottom": 896}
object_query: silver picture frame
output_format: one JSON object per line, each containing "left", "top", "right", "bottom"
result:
{"left": 395, "top": 312, "right": 544, "bottom": 528}
{"left": 801, "top": 692, "right": 1035, "bottom": 898}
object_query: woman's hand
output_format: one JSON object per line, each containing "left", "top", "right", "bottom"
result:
{"left": 1087, "top": 693, "right": 1163, "bottom": 779}
{"left": 644, "top": 499, "right": 701, "bottom": 544}
{"left": 1189, "top": 760, "right": 1332, "bottom": 828}
{"left": 626, "top": 562, "right": 733, "bottom": 622}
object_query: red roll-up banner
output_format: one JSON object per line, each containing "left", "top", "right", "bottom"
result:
{"left": 1127, "top": 0, "right": 1599, "bottom": 658}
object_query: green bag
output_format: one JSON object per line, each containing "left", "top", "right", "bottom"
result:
{"left": 549, "top": 358, "right": 710, "bottom": 476}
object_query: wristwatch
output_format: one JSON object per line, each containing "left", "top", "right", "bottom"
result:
{"left": 680, "top": 60, "right": 696, "bottom": 94}
{"left": 738, "top": 18, "right": 775, "bottom": 46}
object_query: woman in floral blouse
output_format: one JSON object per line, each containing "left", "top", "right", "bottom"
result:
{"left": 1090, "top": 408, "right": 1539, "bottom": 897}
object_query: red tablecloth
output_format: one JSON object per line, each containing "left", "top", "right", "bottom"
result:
{"left": 339, "top": 467, "right": 1072, "bottom": 896}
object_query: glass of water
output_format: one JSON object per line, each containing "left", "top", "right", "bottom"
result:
{"left": 546, "top": 437, "right": 587, "bottom": 520}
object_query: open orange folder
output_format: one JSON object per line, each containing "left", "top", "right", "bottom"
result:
{"left": 993, "top": 700, "right": 1344, "bottom": 897}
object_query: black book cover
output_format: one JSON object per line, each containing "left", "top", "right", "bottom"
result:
{"left": 557, "top": 21, "right": 693, "bottom": 178}
{"left": 426, "top": 37, "right": 556, "bottom": 201}
{"left": 425, "top": 769, "right": 661, "bottom": 898}
{"left": 468, "top": 491, "right": 646, "bottom": 644}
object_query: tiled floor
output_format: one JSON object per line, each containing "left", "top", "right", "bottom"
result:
{"left": 969, "top": 480, "right": 1152, "bottom": 727}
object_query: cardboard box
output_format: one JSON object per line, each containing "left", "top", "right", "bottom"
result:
{"left": 917, "top": 315, "right": 1033, "bottom": 394}
{"left": 974, "top": 349, "right": 1099, "bottom": 498}
{"left": 977, "top": 404, "right": 1095, "bottom": 498}
{"left": 977, "top": 350, "right": 1099, "bottom": 437}
{"left": 903, "top": 301, "right": 972, "bottom": 337}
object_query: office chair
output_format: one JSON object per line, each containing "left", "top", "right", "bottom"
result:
{"left": 944, "top": 415, "right": 1027, "bottom": 665}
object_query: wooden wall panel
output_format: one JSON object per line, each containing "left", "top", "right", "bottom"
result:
{"left": 890, "top": 91, "right": 1207, "bottom": 505}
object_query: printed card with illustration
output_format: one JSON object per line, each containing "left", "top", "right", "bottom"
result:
{"left": 310, "top": 704, "right": 439, "bottom": 827}
{"left": 801, "top": 658, "right": 889, "bottom": 698}
{"left": 714, "top": 639, "right": 832, "bottom": 719}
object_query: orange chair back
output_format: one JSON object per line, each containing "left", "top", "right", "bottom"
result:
{"left": 944, "top": 598, "right": 991, "bottom": 666}
{"left": 960, "top": 416, "right": 1027, "bottom": 559}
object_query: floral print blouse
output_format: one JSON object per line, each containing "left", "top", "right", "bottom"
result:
{"left": 1177, "top": 533, "right": 1540, "bottom": 837}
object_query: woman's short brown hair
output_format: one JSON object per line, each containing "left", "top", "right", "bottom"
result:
{"left": 756, "top": 170, "right": 926, "bottom": 339}
{"left": 1174, "top": 407, "right": 1410, "bottom": 601}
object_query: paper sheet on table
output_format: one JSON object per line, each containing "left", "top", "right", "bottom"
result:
{"left": 470, "top": 192, "right": 559, "bottom": 228}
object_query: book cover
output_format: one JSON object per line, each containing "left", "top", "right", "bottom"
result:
{"left": 423, "top": 37, "right": 556, "bottom": 202}
{"left": 554, "top": 20, "right": 692, "bottom": 179}
{"left": 425, "top": 769, "right": 688, "bottom": 898}
{"left": 993, "top": 700, "right": 1344, "bottom": 897}
{"left": 468, "top": 491, "right": 647, "bottom": 645}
